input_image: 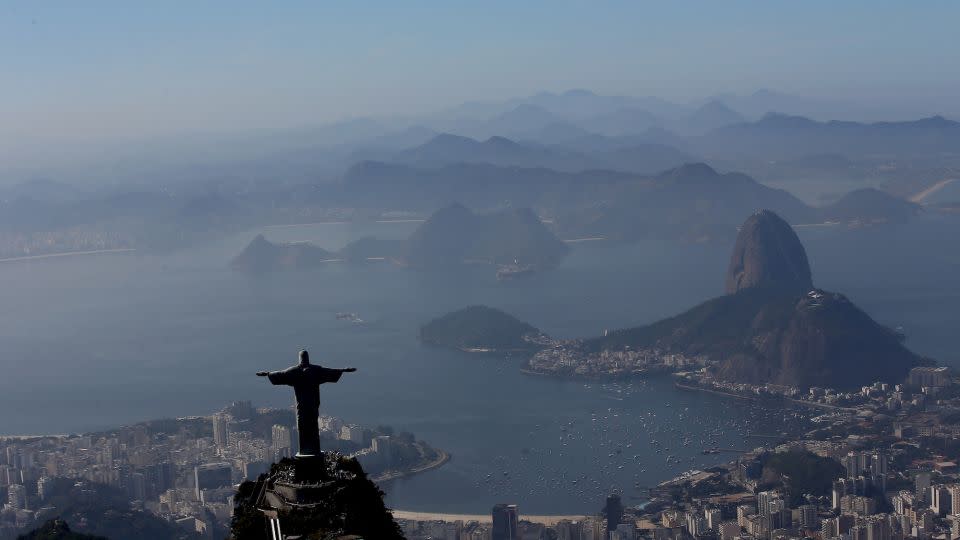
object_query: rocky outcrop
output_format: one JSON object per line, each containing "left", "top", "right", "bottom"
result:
{"left": 586, "top": 210, "right": 927, "bottom": 389}
{"left": 712, "top": 289, "right": 923, "bottom": 388}
{"left": 725, "top": 210, "right": 813, "bottom": 294}
{"left": 231, "top": 235, "right": 338, "bottom": 273}
{"left": 404, "top": 204, "right": 568, "bottom": 269}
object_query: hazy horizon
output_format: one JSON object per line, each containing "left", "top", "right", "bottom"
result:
{"left": 4, "top": 1, "right": 960, "bottom": 146}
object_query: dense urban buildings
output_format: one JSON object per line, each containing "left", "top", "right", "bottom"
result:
{"left": 0, "top": 401, "right": 443, "bottom": 538}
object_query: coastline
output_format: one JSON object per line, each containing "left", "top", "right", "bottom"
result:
{"left": 675, "top": 381, "right": 858, "bottom": 412}
{"left": 390, "top": 509, "right": 589, "bottom": 526}
{"left": 375, "top": 448, "right": 451, "bottom": 483}
{"left": 518, "top": 367, "right": 668, "bottom": 382}
{"left": 562, "top": 236, "right": 607, "bottom": 243}
{"left": 518, "top": 367, "right": 587, "bottom": 380}
{"left": 674, "top": 382, "right": 758, "bottom": 401}
{"left": 0, "top": 434, "right": 68, "bottom": 440}
{"left": 0, "top": 248, "right": 136, "bottom": 264}
{"left": 459, "top": 346, "right": 535, "bottom": 354}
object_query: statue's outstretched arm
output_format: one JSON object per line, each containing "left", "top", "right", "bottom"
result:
{"left": 340, "top": 367, "right": 357, "bottom": 373}
{"left": 256, "top": 371, "right": 269, "bottom": 376}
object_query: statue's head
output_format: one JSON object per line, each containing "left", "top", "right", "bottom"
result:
{"left": 299, "top": 350, "right": 310, "bottom": 365}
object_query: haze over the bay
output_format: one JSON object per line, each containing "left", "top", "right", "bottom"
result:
{"left": 5, "top": 2, "right": 960, "bottom": 537}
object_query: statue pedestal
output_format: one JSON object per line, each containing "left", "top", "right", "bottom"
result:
{"left": 291, "top": 454, "right": 328, "bottom": 483}
{"left": 231, "top": 452, "right": 404, "bottom": 538}
{"left": 246, "top": 453, "right": 354, "bottom": 510}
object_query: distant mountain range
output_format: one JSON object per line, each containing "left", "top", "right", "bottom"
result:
{"left": 342, "top": 159, "right": 921, "bottom": 242}
{"left": 392, "top": 132, "right": 695, "bottom": 174}
{"left": 690, "top": 113, "right": 960, "bottom": 160}
{"left": 552, "top": 163, "right": 817, "bottom": 242}
{"left": 395, "top": 133, "right": 590, "bottom": 172}
{"left": 684, "top": 100, "right": 748, "bottom": 134}
{"left": 3, "top": 88, "right": 948, "bottom": 258}
{"left": 7, "top": 87, "right": 956, "bottom": 190}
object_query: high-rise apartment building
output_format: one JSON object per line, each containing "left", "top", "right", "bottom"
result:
{"left": 194, "top": 462, "right": 232, "bottom": 501}
{"left": 212, "top": 414, "right": 229, "bottom": 449}
{"left": 492, "top": 504, "right": 519, "bottom": 540}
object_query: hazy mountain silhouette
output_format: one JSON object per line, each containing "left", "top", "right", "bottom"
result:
{"left": 709, "top": 88, "right": 937, "bottom": 122}
{"left": 479, "top": 104, "right": 563, "bottom": 139}
{"left": 684, "top": 100, "right": 747, "bottom": 133}
{"left": 393, "top": 133, "right": 693, "bottom": 174}
{"left": 341, "top": 161, "right": 581, "bottom": 209}
{"left": 533, "top": 121, "right": 594, "bottom": 144}
{"left": 693, "top": 113, "right": 960, "bottom": 159}
{"left": 579, "top": 107, "right": 662, "bottom": 135}
{"left": 395, "top": 133, "right": 592, "bottom": 171}
{"left": 231, "top": 234, "right": 337, "bottom": 272}
{"left": 343, "top": 159, "right": 917, "bottom": 240}
{"left": 405, "top": 204, "right": 569, "bottom": 269}
{"left": 554, "top": 163, "right": 816, "bottom": 241}
{"left": 819, "top": 188, "right": 921, "bottom": 223}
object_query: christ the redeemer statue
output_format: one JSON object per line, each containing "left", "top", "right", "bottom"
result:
{"left": 257, "top": 350, "right": 356, "bottom": 458}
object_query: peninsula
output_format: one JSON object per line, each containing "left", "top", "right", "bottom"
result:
{"left": 526, "top": 210, "right": 928, "bottom": 389}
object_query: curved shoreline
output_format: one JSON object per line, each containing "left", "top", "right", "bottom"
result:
{"left": 374, "top": 447, "right": 450, "bottom": 483}
{"left": 390, "top": 509, "right": 589, "bottom": 526}
{"left": 675, "top": 381, "right": 859, "bottom": 412}
{"left": 674, "top": 381, "right": 757, "bottom": 401}
{"left": 519, "top": 367, "right": 671, "bottom": 381}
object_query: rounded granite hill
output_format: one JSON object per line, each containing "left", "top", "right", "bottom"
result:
{"left": 725, "top": 209, "right": 813, "bottom": 295}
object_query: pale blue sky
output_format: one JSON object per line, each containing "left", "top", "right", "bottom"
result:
{"left": 2, "top": 1, "right": 959, "bottom": 140}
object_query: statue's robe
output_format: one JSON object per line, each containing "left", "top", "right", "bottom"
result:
{"left": 267, "top": 364, "right": 343, "bottom": 457}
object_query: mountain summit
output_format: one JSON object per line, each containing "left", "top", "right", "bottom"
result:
{"left": 574, "top": 210, "right": 925, "bottom": 389}
{"left": 725, "top": 210, "right": 813, "bottom": 294}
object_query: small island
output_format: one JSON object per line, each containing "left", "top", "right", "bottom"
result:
{"left": 420, "top": 305, "right": 553, "bottom": 352}
{"left": 231, "top": 234, "right": 339, "bottom": 272}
